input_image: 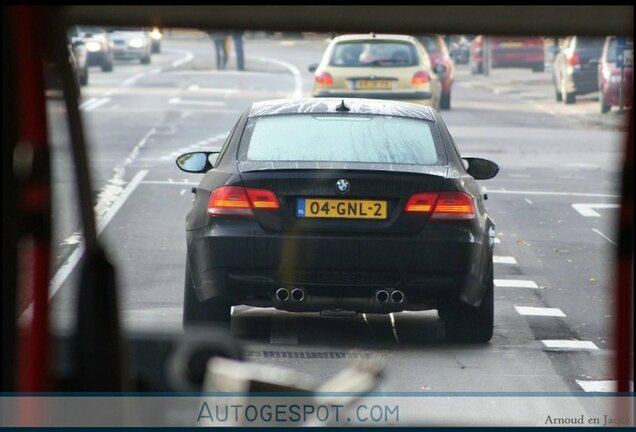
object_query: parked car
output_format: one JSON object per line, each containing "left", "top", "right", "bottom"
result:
{"left": 149, "top": 26, "right": 162, "bottom": 53}
{"left": 416, "top": 34, "right": 455, "bottom": 109}
{"left": 598, "top": 36, "right": 633, "bottom": 113}
{"left": 68, "top": 26, "right": 89, "bottom": 86}
{"left": 552, "top": 36, "right": 605, "bottom": 104}
{"left": 78, "top": 26, "right": 114, "bottom": 72}
{"left": 108, "top": 27, "right": 152, "bottom": 64}
{"left": 176, "top": 97, "right": 499, "bottom": 343}
{"left": 470, "top": 36, "right": 545, "bottom": 74}
{"left": 309, "top": 34, "right": 444, "bottom": 110}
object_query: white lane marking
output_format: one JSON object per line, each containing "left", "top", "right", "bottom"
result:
{"left": 171, "top": 51, "right": 194, "bottom": 68}
{"left": 576, "top": 380, "right": 634, "bottom": 392}
{"left": 572, "top": 203, "right": 620, "bottom": 217}
{"left": 494, "top": 279, "right": 539, "bottom": 289}
{"left": 187, "top": 84, "right": 199, "bottom": 91}
{"left": 542, "top": 340, "right": 599, "bottom": 350}
{"left": 168, "top": 97, "right": 226, "bottom": 107}
{"left": 592, "top": 228, "right": 617, "bottom": 246}
{"left": 515, "top": 306, "right": 566, "bottom": 317}
{"left": 251, "top": 55, "right": 303, "bottom": 98}
{"left": 269, "top": 315, "right": 298, "bottom": 345}
{"left": 61, "top": 232, "right": 82, "bottom": 245}
{"left": 20, "top": 170, "right": 149, "bottom": 321}
{"left": 494, "top": 238, "right": 501, "bottom": 244}
{"left": 180, "top": 189, "right": 186, "bottom": 196}
{"left": 122, "top": 72, "right": 146, "bottom": 87}
{"left": 83, "top": 97, "right": 110, "bottom": 111}
{"left": 493, "top": 256, "right": 517, "bottom": 265}
{"left": 141, "top": 180, "right": 198, "bottom": 186}
{"left": 487, "top": 190, "right": 619, "bottom": 198}
{"left": 79, "top": 97, "right": 98, "bottom": 109}
{"left": 389, "top": 313, "right": 401, "bottom": 343}
{"left": 565, "top": 163, "right": 599, "bottom": 169}
{"left": 525, "top": 198, "right": 533, "bottom": 205}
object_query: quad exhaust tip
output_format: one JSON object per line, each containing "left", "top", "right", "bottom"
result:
{"left": 275, "top": 288, "right": 290, "bottom": 302}
{"left": 291, "top": 287, "right": 305, "bottom": 302}
{"left": 376, "top": 290, "right": 389, "bottom": 303}
{"left": 391, "top": 290, "right": 405, "bottom": 304}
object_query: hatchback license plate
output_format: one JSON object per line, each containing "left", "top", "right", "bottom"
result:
{"left": 355, "top": 80, "right": 393, "bottom": 90}
{"left": 297, "top": 198, "right": 387, "bottom": 219}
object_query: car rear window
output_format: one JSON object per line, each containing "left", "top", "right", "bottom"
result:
{"left": 329, "top": 41, "right": 419, "bottom": 67}
{"left": 240, "top": 114, "right": 444, "bottom": 165}
{"left": 576, "top": 37, "right": 605, "bottom": 49}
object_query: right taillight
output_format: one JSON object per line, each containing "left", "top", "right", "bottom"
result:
{"left": 411, "top": 70, "right": 431, "bottom": 85}
{"left": 404, "top": 191, "right": 475, "bottom": 220}
{"left": 207, "top": 186, "right": 280, "bottom": 216}
{"left": 430, "top": 192, "right": 475, "bottom": 220}
{"left": 315, "top": 71, "right": 334, "bottom": 86}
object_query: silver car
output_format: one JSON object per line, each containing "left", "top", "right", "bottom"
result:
{"left": 108, "top": 28, "right": 152, "bottom": 64}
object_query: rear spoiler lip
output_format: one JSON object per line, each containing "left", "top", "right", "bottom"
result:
{"left": 236, "top": 161, "right": 449, "bottom": 178}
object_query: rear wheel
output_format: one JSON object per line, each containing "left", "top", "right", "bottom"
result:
{"left": 183, "top": 260, "right": 231, "bottom": 327}
{"left": 442, "top": 268, "right": 494, "bottom": 343}
{"left": 440, "top": 91, "right": 451, "bottom": 110}
{"left": 101, "top": 54, "right": 114, "bottom": 72}
{"left": 140, "top": 53, "right": 151, "bottom": 64}
{"left": 599, "top": 91, "right": 611, "bottom": 113}
{"left": 471, "top": 61, "right": 483, "bottom": 75}
{"left": 562, "top": 76, "right": 575, "bottom": 104}
{"left": 531, "top": 63, "right": 545, "bottom": 73}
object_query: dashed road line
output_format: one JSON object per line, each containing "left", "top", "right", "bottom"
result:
{"left": 592, "top": 228, "right": 617, "bottom": 246}
{"left": 171, "top": 51, "right": 194, "bottom": 68}
{"left": 542, "top": 340, "right": 599, "bottom": 351}
{"left": 576, "top": 380, "right": 634, "bottom": 392}
{"left": 572, "top": 203, "right": 620, "bottom": 217}
{"left": 495, "top": 279, "right": 540, "bottom": 289}
{"left": 82, "top": 97, "right": 111, "bottom": 111}
{"left": 524, "top": 198, "right": 533, "bottom": 205}
{"left": 493, "top": 256, "right": 517, "bottom": 265}
{"left": 515, "top": 306, "right": 566, "bottom": 317}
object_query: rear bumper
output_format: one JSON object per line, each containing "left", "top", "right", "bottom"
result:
{"left": 187, "top": 221, "right": 493, "bottom": 313}
{"left": 602, "top": 81, "right": 633, "bottom": 106}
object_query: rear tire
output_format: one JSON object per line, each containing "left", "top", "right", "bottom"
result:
{"left": 440, "top": 91, "right": 451, "bottom": 110}
{"left": 532, "top": 63, "right": 545, "bottom": 73}
{"left": 561, "top": 76, "right": 575, "bottom": 104}
{"left": 555, "top": 89, "right": 563, "bottom": 102}
{"left": 443, "top": 268, "right": 494, "bottom": 343}
{"left": 140, "top": 54, "right": 151, "bottom": 65}
{"left": 183, "top": 260, "right": 231, "bottom": 327}
{"left": 471, "top": 61, "right": 483, "bottom": 75}
{"left": 101, "top": 56, "right": 114, "bottom": 72}
{"left": 599, "top": 91, "right": 611, "bottom": 113}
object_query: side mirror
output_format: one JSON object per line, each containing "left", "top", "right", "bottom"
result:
{"left": 176, "top": 151, "right": 220, "bottom": 173}
{"left": 463, "top": 157, "right": 499, "bottom": 180}
{"left": 433, "top": 64, "right": 447, "bottom": 74}
{"left": 308, "top": 63, "right": 319, "bottom": 73}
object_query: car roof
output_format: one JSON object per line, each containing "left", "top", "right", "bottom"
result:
{"left": 248, "top": 98, "right": 438, "bottom": 122}
{"left": 331, "top": 33, "right": 419, "bottom": 44}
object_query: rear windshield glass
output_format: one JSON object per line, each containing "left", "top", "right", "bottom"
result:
{"left": 576, "top": 37, "right": 605, "bottom": 49}
{"left": 240, "top": 114, "right": 444, "bottom": 165}
{"left": 329, "top": 41, "right": 419, "bottom": 67}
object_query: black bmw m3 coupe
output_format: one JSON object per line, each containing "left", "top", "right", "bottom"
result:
{"left": 176, "top": 98, "right": 499, "bottom": 342}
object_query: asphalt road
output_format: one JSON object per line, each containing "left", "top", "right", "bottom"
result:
{"left": 40, "top": 33, "right": 629, "bottom": 422}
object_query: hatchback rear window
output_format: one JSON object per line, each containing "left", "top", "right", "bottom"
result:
{"left": 329, "top": 41, "right": 419, "bottom": 67}
{"left": 241, "top": 114, "right": 444, "bottom": 165}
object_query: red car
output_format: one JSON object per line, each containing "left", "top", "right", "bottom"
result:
{"left": 416, "top": 34, "right": 454, "bottom": 110}
{"left": 470, "top": 36, "right": 545, "bottom": 74}
{"left": 598, "top": 36, "right": 633, "bottom": 113}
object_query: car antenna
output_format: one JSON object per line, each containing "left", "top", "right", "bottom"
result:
{"left": 336, "top": 100, "right": 350, "bottom": 112}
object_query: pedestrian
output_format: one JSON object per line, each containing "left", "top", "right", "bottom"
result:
{"left": 231, "top": 30, "right": 245, "bottom": 71}
{"left": 207, "top": 30, "right": 228, "bottom": 70}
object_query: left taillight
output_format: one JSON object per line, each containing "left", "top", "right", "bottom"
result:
{"left": 208, "top": 186, "right": 280, "bottom": 216}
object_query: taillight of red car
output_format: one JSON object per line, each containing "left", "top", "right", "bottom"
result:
{"left": 208, "top": 186, "right": 280, "bottom": 216}
{"left": 404, "top": 192, "right": 475, "bottom": 220}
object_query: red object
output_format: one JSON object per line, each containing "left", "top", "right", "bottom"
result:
{"left": 471, "top": 36, "right": 545, "bottom": 70}
{"left": 315, "top": 71, "right": 334, "bottom": 85}
{"left": 208, "top": 186, "right": 280, "bottom": 215}
{"left": 404, "top": 192, "right": 476, "bottom": 220}
{"left": 404, "top": 192, "right": 437, "bottom": 212}
{"left": 411, "top": 70, "right": 431, "bottom": 85}
{"left": 9, "top": 5, "right": 51, "bottom": 394}
{"left": 598, "top": 37, "right": 633, "bottom": 109}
